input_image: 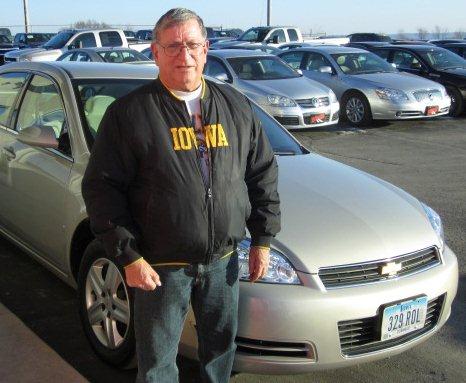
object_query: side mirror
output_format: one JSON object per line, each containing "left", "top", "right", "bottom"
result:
{"left": 17, "top": 125, "right": 59, "bottom": 149}
{"left": 214, "top": 73, "right": 231, "bottom": 83}
{"left": 296, "top": 69, "right": 303, "bottom": 75}
{"left": 319, "top": 66, "right": 333, "bottom": 74}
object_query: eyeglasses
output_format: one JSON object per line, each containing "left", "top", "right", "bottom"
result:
{"left": 157, "top": 42, "right": 206, "bottom": 57}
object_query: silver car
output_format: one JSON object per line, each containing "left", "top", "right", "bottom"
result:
{"left": 204, "top": 49, "right": 340, "bottom": 129}
{"left": 0, "top": 62, "right": 458, "bottom": 374}
{"left": 278, "top": 46, "right": 451, "bottom": 126}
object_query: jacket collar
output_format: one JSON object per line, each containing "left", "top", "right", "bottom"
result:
{"left": 155, "top": 76, "right": 210, "bottom": 102}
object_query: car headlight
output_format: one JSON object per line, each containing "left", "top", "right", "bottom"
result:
{"left": 329, "top": 89, "right": 338, "bottom": 103}
{"left": 375, "top": 88, "right": 409, "bottom": 102}
{"left": 421, "top": 203, "right": 444, "bottom": 250}
{"left": 18, "top": 57, "right": 30, "bottom": 62}
{"left": 267, "top": 94, "right": 297, "bottom": 107}
{"left": 237, "top": 239, "right": 301, "bottom": 284}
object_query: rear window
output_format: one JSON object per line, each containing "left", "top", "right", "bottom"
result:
{"left": 0, "top": 72, "right": 28, "bottom": 128}
{"left": 100, "top": 32, "right": 123, "bottom": 47}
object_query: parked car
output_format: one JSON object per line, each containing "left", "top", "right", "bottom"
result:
{"left": 204, "top": 49, "right": 339, "bottom": 129}
{"left": 0, "top": 35, "right": 18, "bottom": 65}
{"left": 206, "top": 27, "right": 235, "bottom": 44}
{"left": 56, "top": 47, "right": 151, "bottom": 63}
{"left": 211, "top": 26, "right": 304, "bottom": 49}
{"left": 135, "top": 29, "right": 153, "bottom": 41}
{"left": 369, "top": 44, "right": 466, "bottom": 116}
{"left": 347, "top": 33, "right": 393, "bottom": 43}
{"left": 346, "top": 41, "right": 391, "bottom": 50}
{"left": 0, "top": 28, "right": 12, "bottom": 43}
{"left": 434, "top": 42, "right": 466, "bottom": 59}
{"left": 212, "top": 43, "right": 281, "bottom": 54}
{"left": 278, "top": 46, "right": 451, "bottom": 126}
{"left": 4, "top": 29, "right": 151, "bottom": 63}
{"left": 12, "top": 33, "right": 53, "bottom": 49}
{"left": 429, "top": 39, "right": 464, "bottom": 46}
{"left": 0, "top": 61, "right": 458, "bottom": 373}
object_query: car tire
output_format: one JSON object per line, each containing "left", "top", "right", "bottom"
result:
{"left": 78, "top": 239, "right": 136, "bottom": 368}
{"left": 341, "top": 91, "right": 372, "bottom": 127}
{"left": 446, "top": 87, "right": 463, "bottom": 117}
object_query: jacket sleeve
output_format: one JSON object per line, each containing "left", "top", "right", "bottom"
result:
{"left": 245, "top": 101, "right": 281, "bottom": 248}
{"left": 81, "top": 104, "right": 142, "bottom": 267}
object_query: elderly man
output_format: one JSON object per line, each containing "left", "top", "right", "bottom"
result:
{"left": 82, "top": 7, "right": 280, "bottom": 383}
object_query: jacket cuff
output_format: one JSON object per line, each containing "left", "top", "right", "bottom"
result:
{"left": 250, "top": 235, "right": 272, "bottom": 248}
{"left": 97, "top": 226, "right": 142, "bottom": 267}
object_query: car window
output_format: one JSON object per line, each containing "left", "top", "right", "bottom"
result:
{"left": 75, "top": 52, "right": 91, "bottom": 62}
{"left": 392, "top": 51, "right": 421, "bottom": 70}
{"left": 204, "top": 58, "right": 230, "bottom": 79}
{"left": 287, "top": 29, "right": 299, "bottom": 42}
{"left": 331, "top": 52, "right": 396, "bottom": 74}
{"left": 227, "top": 56, "right": 300, "bottom": 80}
{"left": 269, "top": 29, "right": 286, "bottom": 43}
{"left": 0, "top": 72, "right": 28, "bottom": 128}
{"left": 16, "top": 75, "right": 66, "bottom": 141}
{"left": 373, "top": 49, "right": 390, "bottom": 60}
{"left": 418, "top": 48, "right": 466, "bottom": 70}
{"left": 72, "top": 33, "right": 96, "bottom": 48}
{"left": 304, "top": 53, "right": 333, "bottom": 71}
{"left": 99, "top": 32, "right": 123, "bottom": 47}
{"left": 279, "top": 51, "right": 305, "bottom": 69}
{"left": 58, "top": 52, "right": 75, "bottom": 62}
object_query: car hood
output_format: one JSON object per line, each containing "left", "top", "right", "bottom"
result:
{"left": 349, "top": 71, "right": 443, "bottom": 92}
{"left": 5, "top": 47, "right": 45, "bottom": 58}
{"left": 272, "top": 154, "right": 439, "bottom": 273}
{"left": 237, "top": 76, "right": 330, "bottom": 100}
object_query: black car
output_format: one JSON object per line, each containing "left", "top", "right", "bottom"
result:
{"left": 135, "top": 29, "right": 152, "bottom": 41}
{"left": 434, "top": 43, "right": 466, "bottom": 60}
{"left": 346, "top": 41, "right": 391, "bottom": 50}
{"left": 0, "top": 35, "right": 18, "bottom": 65}
{"left": 12, "top": 33, "right": 53, "bottom": 49}
{"left": 347, "top": 33, "right": 392, "bottom": 43}
{"left": 370, "top": 44, "right": 466, "bottom": 116}
{"left": 0, "top": 28, "right": 12, "bottom": 42}
{"left": 429, "top": 39, "right": 465, "bottom": 46}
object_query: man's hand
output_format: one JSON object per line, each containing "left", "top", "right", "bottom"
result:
{"left": 124, "top": 258, "right": 161, "bottom": 291}
{"left": 249, "top": 246, "right": 270, "bottom": 282}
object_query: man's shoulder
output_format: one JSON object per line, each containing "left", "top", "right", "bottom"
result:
{"left": 205, "top": 78, "right": 249, "bottom": 105}
{"left": 110, "top": 81, "right": 157, "bottom": 112}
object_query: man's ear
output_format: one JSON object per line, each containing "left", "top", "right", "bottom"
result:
{"left": 151, "top": 42, "right": 159, "bottom": 65}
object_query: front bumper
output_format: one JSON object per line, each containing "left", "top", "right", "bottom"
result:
{"left": 371, "top": 96, "right": 451, "bottom": 120}
{"left": 263, "top": 102, "right": 340, "bottom": 129}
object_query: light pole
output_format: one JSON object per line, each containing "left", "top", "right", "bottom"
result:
{"left": 23, "top": 0, "right": 30, "bottom": 33}
{"left": 267, "top": 0, "right": 271, "bottom": 26}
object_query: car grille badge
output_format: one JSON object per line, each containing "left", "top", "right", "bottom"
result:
{"left": 379, "top": 261, "right": 402, "bottom": 277}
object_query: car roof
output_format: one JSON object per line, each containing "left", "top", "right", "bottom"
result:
{"left": 379, "top": 44, "right": 446, "bottom": 51}
{"left": 76, "top": 47, "right": 140, "bottom": 53}
{"left": 208, "top": 49, "right": 273, "bottom": 58}
{"left": 283, "top": 45, "right": 368, "bottom": 54}
{"left": 0, "top": 61, "right": 158, "bottom": 79}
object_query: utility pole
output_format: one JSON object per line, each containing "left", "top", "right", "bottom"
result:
{"left": 267, "top": 0, "right": 271, "bottom": 26}
{"left": 23, "top": 0, "right": 30, "bottom": 33}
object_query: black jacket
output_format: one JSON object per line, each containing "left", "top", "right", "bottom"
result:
{"left": 82, "top": 77, "right": 280, "bottom": 267}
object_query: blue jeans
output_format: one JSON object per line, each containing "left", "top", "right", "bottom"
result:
{"left": 134, "top": 253, "right": 239, "bottom": 383}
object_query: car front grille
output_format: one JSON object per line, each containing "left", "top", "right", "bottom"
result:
{"left": 296, "top": 97, "right": 330, "bottom": 108}
{"left": 318, "top": 247, "right": 441, "bottom": 289}
{"left": 413, "top": 89, "right": 442, "bottom": 102}
{"left": 235, "top": 336, "right": 315, "bottom": 360}
{"left": 4, "top": 56, "right": 17, "bottom": 63}
{"left": 303, "top": 113, "right": 330, "bottom": 125}
{"left": 274, "top": 116, "right": 299, "bottom": 126}
{"left": 338, "top": 294, "right": 444, "bottom": 356}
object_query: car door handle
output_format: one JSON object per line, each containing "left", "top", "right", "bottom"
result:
{"left": 2, "top": 146, "right": 16, "bottom": 160}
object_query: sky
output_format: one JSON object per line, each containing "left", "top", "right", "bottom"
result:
{"left": 1, "top": 0, "right": 465, "bottom": 36}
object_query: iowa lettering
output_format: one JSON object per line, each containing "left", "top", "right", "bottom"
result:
{"left": 170, "top": 124, "right": 229, "bottom": 151}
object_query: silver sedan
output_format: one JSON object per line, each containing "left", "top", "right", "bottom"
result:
{"left": 0, "top": 62, "right": 458, "bottom": 374}
{"left": 204, "top": 49, "right": 340, "bottom": 129}
{"left": 279, "top": 46, "right": 451, "bottom": 126}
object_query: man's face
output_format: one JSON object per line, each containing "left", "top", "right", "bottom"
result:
{"left": 151, "top": 19, "right": 209, "bottom": 92}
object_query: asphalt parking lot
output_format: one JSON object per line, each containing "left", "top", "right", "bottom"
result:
{"left": 0, "top": 115, "right": 464, "bottom": 383}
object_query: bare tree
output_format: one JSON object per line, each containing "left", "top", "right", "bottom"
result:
{"left": 433, "top": 25, "right": 442, "bottom": 39}
{"left": 417, "top": 27, "right": 428, "bottom": 40}
{"left": 453, "top": 30, "right": 464, "bottom": 39}
{"left": 71, "top": 20, "right": 110, "bottom": 30}
{"left": 397, "top": 29, "right": 407, "bottom": 40}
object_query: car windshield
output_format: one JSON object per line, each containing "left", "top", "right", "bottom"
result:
{"left": 239, "top": 28, "right": 271, "bottom": 42}
{"left": 73, "top": 79, "right": 305, "bottom": 155}
{"left": 43, "top": 32, "right": 74, "bottom": 49}
{"left": 418, "top": 48, "right": 466, "bottom": 70}
{"left": 23, "top": 34, "right": 50, "bottom": 43}
{"left": 227, "top": 56, "right": 300, "bottom": 80}
{"left": 97, "top": 50, "right": 150, "bottom": 63}
{"left": 331, "top": 52, "right": 397, "bottom": 74}
{"left": 0, "top": 35, "right": 10, "bottom": 44}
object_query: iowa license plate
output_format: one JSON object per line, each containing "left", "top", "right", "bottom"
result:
{"left": 380, "top": 296, "right": 428, "bottom": 341}
{"left": 425, "top": 106, "right": 439, "bottom": 115}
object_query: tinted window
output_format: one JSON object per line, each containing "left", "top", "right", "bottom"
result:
{"left": 418, "top": 48, "right": 466, "bottom": 70}
{"left": 269, "top": 29, "right": 286, "bottom": 43}
{"left": 0, "top": 72, "right": 28, "bottom": 128}
{"left": 72, "top": 33, "right": 96, "bottom": 48}
{"left": 287, "top": 29, "right": 299, "bottom": 42}
{"left": 279, "top": 51, "right": 305, "bottom": 69}
{"left": 227, "top": 56, "right": 300, "bottom": 80}
{"left": 43, "top": 32, "right": 74, "bottom": 49}
{"left": 99, "top": 32, "right": 123, "bottom": 47}
{"left": 392, "top": 50, "right": 421, "bottom": 70}
{"left": 373, "top": 49, "right": 390, "bottom": 60}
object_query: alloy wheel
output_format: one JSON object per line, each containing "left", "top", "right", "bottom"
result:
{"left": 346, "top": 97, "right": 365, "bottom": 123}
{"left": 85, "top": 258, "right": 130, "bottom": 349}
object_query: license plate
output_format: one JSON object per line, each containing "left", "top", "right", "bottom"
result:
{"left": 425, "top": 106, "right": 439, "bottom": 115}
{"left": 310, "top": 113, "right": 327, "bottom": 124}
{"left": 380, "top": 296, "right": 428, "bottom": 341}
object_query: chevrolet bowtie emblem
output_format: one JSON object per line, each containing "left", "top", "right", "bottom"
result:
{"left": 380, "top": 262, "right": 402, "bottom": 276}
